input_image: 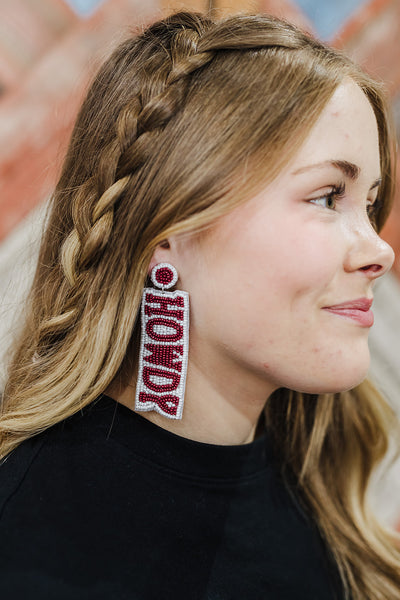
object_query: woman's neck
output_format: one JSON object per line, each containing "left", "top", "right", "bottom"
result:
{"left": 106, "top": 355, "right": 275, "bottom": 446}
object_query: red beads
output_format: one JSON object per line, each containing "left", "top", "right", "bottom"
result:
{"left": 150, "top": 263, "right": 178, "bottom": 290}
{"left": 135, "top": 263, "right": 189, "bottom": 420}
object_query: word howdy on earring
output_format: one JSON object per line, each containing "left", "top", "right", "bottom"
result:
{"left": 135, "top": 263, "right": 189, "bottom": 419}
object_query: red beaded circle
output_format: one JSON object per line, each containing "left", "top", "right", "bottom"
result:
{"left": 150, "top": 263, "right": 178, "bottom": 290}
{"left": 156, "top": 268, "right": 173, "bottom": 286}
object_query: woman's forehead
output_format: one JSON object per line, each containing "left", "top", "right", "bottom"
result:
{"left": 286, "top": 80, "right": 380, "bottom": 181}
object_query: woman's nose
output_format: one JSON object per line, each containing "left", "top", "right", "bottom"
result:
{"left": 345, "top": 224, "right": 395, "bottom": 279}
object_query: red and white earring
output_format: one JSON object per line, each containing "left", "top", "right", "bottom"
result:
{"left": 135, "top": 263, "right": 189, "bottom": 419}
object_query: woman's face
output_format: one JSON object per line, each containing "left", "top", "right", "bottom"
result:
{"left": 170, "top": 79, "right": 394, "bottom": 396}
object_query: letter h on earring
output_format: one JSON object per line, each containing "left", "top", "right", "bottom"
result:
{"left": 135, "top": 263, "right": 189, "bottom": 419}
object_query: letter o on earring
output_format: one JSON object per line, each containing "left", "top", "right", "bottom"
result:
{"left": 151, "top": 263, "right": 178, "bottom": 291}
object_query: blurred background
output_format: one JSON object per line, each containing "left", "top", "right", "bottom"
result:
{"left": 0, "top": 0, "right": 399, "bottom": 527}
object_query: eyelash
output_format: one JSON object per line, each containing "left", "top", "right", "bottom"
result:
{"left": 309, "top": 182, "right": 380, "bottom": 225}
{"left": 309, "top": 182, "right": 345, "bottom": 210}
{"left": 367, "top": 197, "right": 381, "bottom": 227}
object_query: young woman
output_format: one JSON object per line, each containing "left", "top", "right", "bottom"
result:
{"left": 1, "top": 10, "right": 400, "bottom": 600}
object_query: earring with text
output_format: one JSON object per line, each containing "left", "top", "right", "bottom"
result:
{"left": 135, "top": 263, "right": 189, "bottom": 419}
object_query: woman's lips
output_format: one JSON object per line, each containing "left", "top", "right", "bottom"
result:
{"left": 322, "top": 298, "right": 374, "bottom": 327}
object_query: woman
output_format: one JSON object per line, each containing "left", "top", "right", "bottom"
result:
{"left": 1, "top": 10, "right": 400, "bottom": 600}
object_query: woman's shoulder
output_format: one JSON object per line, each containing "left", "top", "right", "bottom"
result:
{"left": 0, "top": 395, "right": 124, "bottom": 512}
{"left": 0, "top": 425, "right": 47, "bottom": 514}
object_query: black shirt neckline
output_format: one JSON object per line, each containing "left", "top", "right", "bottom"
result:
{"left": 88, "top": 394, "right": 274, "bottom": 480}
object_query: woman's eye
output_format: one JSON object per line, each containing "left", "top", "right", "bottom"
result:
{"left": 309, "top": 193, "right": 337, "bottom": 210}
{"left": 308, "top": 183, "right": 345, "bottom": 211}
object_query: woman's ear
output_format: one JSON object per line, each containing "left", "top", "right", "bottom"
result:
{"left": 147, "top": 239, "right": 172, "bottom": 275}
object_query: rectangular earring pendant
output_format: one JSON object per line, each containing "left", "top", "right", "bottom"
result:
{"left": 135, "top": 264, "right": 189, "bottom": 420}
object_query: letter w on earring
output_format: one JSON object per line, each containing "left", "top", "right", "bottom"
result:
{"left": 135, "top": 263, "right": 189, "bottom": 419}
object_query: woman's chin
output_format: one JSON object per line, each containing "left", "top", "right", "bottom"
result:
{"left": 294, "top": 362, "right": 370, "bottom": 395}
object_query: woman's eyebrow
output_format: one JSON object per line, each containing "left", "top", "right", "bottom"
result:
{"left": 292, "top": 159, "right": 381, "bottom": 190}
{"left": 292, "top": 159, "right": 360, "bottom": 179}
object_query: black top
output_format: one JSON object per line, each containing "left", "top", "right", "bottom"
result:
{"left": 0, "top": 395, "right": 344, "bottom": 599}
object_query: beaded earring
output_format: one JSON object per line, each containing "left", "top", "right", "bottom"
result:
{"left": 135, "top": 263, "right": 189, "bottom": 419}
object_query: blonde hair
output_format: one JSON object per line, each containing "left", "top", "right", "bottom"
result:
{"left": 1, "top": 11, "right": 400, "bottom": 598}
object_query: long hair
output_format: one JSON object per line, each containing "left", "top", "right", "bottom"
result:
{"left": 1, "top": 11, "right": 400, "bottom": 599}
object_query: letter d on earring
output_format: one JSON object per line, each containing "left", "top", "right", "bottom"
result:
{"left": 135, "top": 263, "right": 189, "bottom": 419}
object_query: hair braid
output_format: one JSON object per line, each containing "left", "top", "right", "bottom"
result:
{"left": 43, "top": 13, "right": 325, "bottom": 349}
{"left": 59, "top": 11, "right": 313, "bottom": 300}
{"left": 37, "top": 16, "right": 218, "bottom": 356}
{"left": 9, "top": 11, "right": 346, "bottom": 368}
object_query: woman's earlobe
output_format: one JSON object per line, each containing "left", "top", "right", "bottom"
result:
{"left": 148, "top": 240, "right": 172, "bottom": 275}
